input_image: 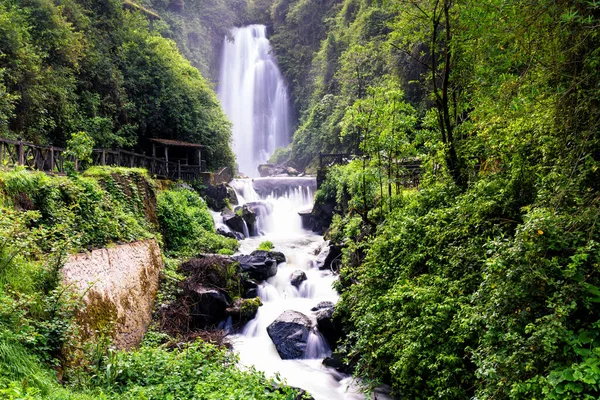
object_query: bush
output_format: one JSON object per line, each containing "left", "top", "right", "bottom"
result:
{"left": 157, "top": 188, "right": 238, "bottom": 256}
{"left": 88, "top": 341, "right": 299, "bottom": 399}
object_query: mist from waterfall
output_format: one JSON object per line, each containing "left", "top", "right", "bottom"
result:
{"left": 218, "top": 25, "right": 292, "bottom": 177}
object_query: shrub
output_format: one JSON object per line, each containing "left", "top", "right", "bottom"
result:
{"left": 157, "top": 187, "right": 238, "bottom": 256}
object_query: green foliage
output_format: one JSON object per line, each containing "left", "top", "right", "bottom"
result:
{"left": 156, "top": 187, "right": 238, "bottom": 256}
{"left": 0, "top": 169, "right": 155, "bottom": 252}
{"left": 84, "top": 341, "right": 299, "bottom": 399}
{"left": 257, "top": 241, "right": 274, "bottom": 251}
{"left": 64, "top": 131, "right": 95, "bottom": 174}
{"left": 0, "top": 0, "right": 234, "bottom": 170}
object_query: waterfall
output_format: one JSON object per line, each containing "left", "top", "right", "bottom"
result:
{"left": 218, "top": 25, "right": 292, "bottom": 177}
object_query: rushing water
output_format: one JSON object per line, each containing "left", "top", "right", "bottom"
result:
{"left": 219, "top": 178, "right": 369, "bottom": 400}
{"left": 216, "top": 23, "right": 391, "bottom": 400}
{"left": 218, "top": 25, "right": 292, "bottom": 177}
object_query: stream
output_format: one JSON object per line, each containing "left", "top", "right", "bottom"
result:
{"left": 217, "top": 177, "right": 368, "bottom": 400}
{"left": 214, "top": 23, "right": 391, "bottom": 399}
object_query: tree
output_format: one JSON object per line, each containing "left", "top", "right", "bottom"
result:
{"left": 388, "top": 0, "right": 466, "bottom": 186}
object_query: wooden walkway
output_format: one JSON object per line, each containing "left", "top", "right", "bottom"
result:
{"left": 0, "top": 137, "right": 206, "bottom": 181}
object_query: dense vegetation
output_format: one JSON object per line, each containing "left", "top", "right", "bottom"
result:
{"left": 294, "top": 0, "right": 600, "bottom": 398}
{"left": 0, "top": 168, "right": 293, "bottom": 399}
{"left": 0, "top": 0, "right": 234, "bottom": 170}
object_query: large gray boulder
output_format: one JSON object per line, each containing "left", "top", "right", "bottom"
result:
{"left": 251, "top": 250, "right": 286, "bottom": 265}
{"left": 290, "top": 270, "right": 307, "bottom": 287}
{"left": 267, "top": 310, "right": 312, "bottom": 359}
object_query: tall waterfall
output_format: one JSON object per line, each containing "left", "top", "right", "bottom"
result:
{"left": 218, "top": 25, "right": 292, "bottom": 177}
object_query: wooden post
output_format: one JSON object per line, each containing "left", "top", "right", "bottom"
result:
{"left": 177, "top": 160, "right": 181, "bottom": 180}
{"left": 49, "top": 143, "right": 55, "bottom": 172}
{"left": 117, "top": 148, "right": 121, "bottom": 167}
{"left": 165, "top": 146, "right": 169, "bottom": 173}
{"left": 101, "top": 149, "right": 106, "bottom": 166}
{"left": 17, "top": 137, "right": 24, "bottom": 165}
{"left": 130, "top": 152, "right": 134, "bottom": 168}
{"left": 0, "top": 139, "right": 4, "bottom": 166}
{"left": 198, "top": 148, "right": 202, "bottom": 171}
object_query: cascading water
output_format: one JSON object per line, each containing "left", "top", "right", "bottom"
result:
{"left": 218, "top": 25, "right": 292, "bottom": 177}
{"left": 222, "top": 178, "right": 370, "bottom": 399}
{"left": 216, "top": 23, "right": 392, "bottom": 400}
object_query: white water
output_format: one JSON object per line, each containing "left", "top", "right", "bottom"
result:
{"left": 218, "top": 25, "right": 292, "bottom": 177}
{"left": 224, "top": 178, "right": 369, "bottom": 400}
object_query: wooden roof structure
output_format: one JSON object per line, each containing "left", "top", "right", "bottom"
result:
{"left": 149, "top": 138, "right": 204, "bottom": 148}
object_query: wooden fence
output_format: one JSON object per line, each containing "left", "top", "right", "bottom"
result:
{"left": 0, "top": 137, "right": 206, "bottom": 181}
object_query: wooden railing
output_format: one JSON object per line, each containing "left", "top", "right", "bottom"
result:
{"left": 0, "top": 137, "right": 206, "bottom": 181}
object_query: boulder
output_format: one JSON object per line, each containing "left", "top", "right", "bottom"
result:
{"left": 285, "top": 166, "right": 300, "bottom": 176}
{"left": 226, "top": 297, "right": 262, "bottom": 324}
{"left": 290, "top": 270, "right": 307, "bottom": 287}
{"left": 267, "top": 310, "right": 312, "bottom": 360}
{"left": 313, "top": 303, "right": 342, "bottom": 347}
{"left": 222, "top": 212, "right": 247, "bottom": 237}
{"left": 311, "top": 301, "right": 335, "bottom": 311}
{"left": 216, "top": 226, "right": 244, "bottom": 240}
{"left": 314, "top": 241, "right": 342, "bottom": 272}
{"left": 242, "top": 278, "right": 260, "bottom": 298}
{"left": 250, "top": 250, "right": 286, "bottom": 265}
{"left": 233, "top": 254, "right": 277, "bottom": 281}
{"left": 185, "top": 284, "right": 230, "bottom": 328}
{"left": 233, "top": 204, "right": 258, "bottom": 236}
{"left": 204, "top": 183, "right": 228, "bottom": 211}
{"left": 258, "top": 164, "right": 281, "bottom": 177}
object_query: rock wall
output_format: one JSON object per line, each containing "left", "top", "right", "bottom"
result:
{"left": 62, "top": 239, "right": 163, "bottom": 350}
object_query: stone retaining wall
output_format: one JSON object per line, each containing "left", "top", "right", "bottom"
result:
{"left": 61, "top": 239, "right": 163, "bottom": 349}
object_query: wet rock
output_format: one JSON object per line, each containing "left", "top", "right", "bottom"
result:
{"left": 242, "top": 278, "right": 260, "bottom": 298}
{"left": 226, "top": 297, "right": 262, "bottom": 324}
{"left": 322, "top": 353, "right": 352, "bottom": 374}
{"left": 290, "top": 270, "right": 307, "bottom": 287}
{"left": 233, "top": 204, "right": 258, "bottom": 236}
{"left": 311, "top": 301, "right": 335, "bottom": 311}
{"left": 313, "top": 303, "right": 342, "bottom": 347}
{"left": 250, "top": 250, "right": 286, "bottom": 265}
{"left": 298, "top": 206, "right": 314, "bottom": 230}
{"left": 226, "top": 185, "right": 238, "bottom": 206}
{"left": 185, "top": 284, "right": 230, "bottom": 328}
{"left": 216, "top": 226, "right": 244, "bottom": 240}
{"left": 267, "top": 310, "right": 312, "bottom": 360}
{"left": 222, "top": 212, "right": 247, "bottom": 237}
{"left": 233, "top": 254, "right": 277, "bottom": 281}
{"left": 314, "top": 241, "right": 342, "bottom": 272}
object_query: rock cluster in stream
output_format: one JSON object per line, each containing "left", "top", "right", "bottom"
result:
{"left": 221, "top": 201, "right": 273, "bottom": 238}
{"left": 158, "top": 253, "right": 285, "bottom": 335}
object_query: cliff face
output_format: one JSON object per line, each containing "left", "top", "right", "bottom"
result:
{"left": 62, "top": 239, "right": 163, "bottom": 350}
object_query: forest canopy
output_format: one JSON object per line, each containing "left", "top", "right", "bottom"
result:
{"left": 0, "top": 0, "right": 234, "bottom": 170}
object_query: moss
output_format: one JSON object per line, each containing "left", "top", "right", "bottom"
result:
{"left": 77, "top": 289, "right": 118, "bottom": 341}
{"left": 240, "top": 297, "right": 262, "bottom": 318}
